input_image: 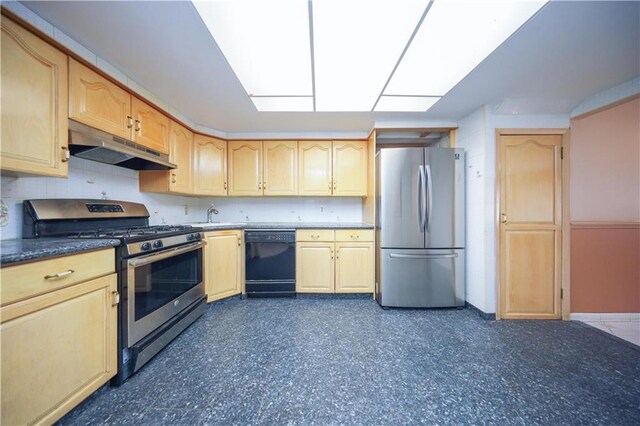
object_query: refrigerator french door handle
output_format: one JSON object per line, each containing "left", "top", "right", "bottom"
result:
{"left": 418, "top": 165, "right": 426, "bottom": 232}
{"left": 417, "top": 165, "right": 425, "bottom": 232}
{"left": 425, "top": 164, "right": 433, "bottom": 232}
{"left": 389, "top": 253, "right": 458, "bottom": 259}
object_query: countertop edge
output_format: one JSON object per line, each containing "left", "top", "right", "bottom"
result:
{"left": 1, "top": 239, "right": 121, "bottom": 267}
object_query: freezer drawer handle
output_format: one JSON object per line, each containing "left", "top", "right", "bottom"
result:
{"left": 389, "top": 253, "right": 458, "bottom": 259}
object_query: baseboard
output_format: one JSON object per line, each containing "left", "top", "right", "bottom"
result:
{"left": 466, "top": 302, "right": 496, "bottom": 320}
{"left": 570, "top": 313, "right": 640, "bottom": 322}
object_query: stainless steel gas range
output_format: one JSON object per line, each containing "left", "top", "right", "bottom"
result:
{"left": 23, "top": 199, "right": 206, "bottom": 385}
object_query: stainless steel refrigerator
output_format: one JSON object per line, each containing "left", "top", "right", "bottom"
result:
{"left": 375, "top": 147, "right": 465, "bottom": 308}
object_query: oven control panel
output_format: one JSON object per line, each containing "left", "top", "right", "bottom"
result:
{"left": 86, "top": 203, "right": 125, "bottom": 213}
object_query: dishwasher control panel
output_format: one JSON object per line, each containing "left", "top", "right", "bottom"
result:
{"left": 244, "top": 230, "right": 295, "bottom": 243}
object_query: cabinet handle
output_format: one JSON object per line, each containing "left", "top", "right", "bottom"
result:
{"left": 61, "top": 146, "right": 70, "bottom": 162}
{"left": 258, "top": 182, "right": 262, "bottom": 190}
{"left": 333, "top": 181, "right": 337, "bottom": 191}
{"left": 135, "top": 119, "right": 141, "bottom": 132}
{"left": 127, "top": 115, "right": 133, "bottom": 129}
{"left": 238, "top": 238, "right": 242, "bottom": 246}
{"left": 328, "top": 181, "right": 332, "bottom": 189}
{"left": 171, "top": 174, "right": 177, "bottom": 183}
{"left": 336, "top": 249, "right": 339, "bottom": 259}
{"left": 44, "top": 269, "right": 74, "bottom": 280}
{"left": 112, "top": 291, "right": 120, "bottom": 307}
{"left": 224, "top": 182, "right": 228, "bottom": 190}
{"left": 350, "top": 234, "right": 359, "bottom": 239}
{"left": 330, "top": 249, "right": 333, "bottom": 259}
{"left": 501, "top": 213, "right": 507, "bottom": 223}
{"left": 263, "top": 182, "right": 267, "bottom": 189}
{"left": 311, "top": 234, "right": 320, "bottom": 239}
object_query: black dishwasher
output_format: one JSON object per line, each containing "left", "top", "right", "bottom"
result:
{"left": 245, "top": 230, "right": 296, "bottom": 297}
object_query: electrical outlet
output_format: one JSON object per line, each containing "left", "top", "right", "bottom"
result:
{"left": 184, "top": 204, "right": 189, "bottom": 215}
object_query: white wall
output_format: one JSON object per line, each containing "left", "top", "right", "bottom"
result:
{"left": 456, "top": 106, "right": 570, "bottom": 314}
{"left": 0, "top": 157, "right": 363, "bottom": 240}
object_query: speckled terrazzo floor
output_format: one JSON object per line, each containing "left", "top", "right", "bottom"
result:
{"left": 57, "top": 298, "right": 640, "bottom": 425}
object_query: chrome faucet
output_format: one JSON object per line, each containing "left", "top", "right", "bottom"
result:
{"left": 206, "top": 204, "right": 219, "bottom": 223}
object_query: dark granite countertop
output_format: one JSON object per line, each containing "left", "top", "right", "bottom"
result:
{"left": 183, "top": 222, "right": 374, "bottom": 231}
{"left": 1, "top": 238, "right": 121, "bottom": 266}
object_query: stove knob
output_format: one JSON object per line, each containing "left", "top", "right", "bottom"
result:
{"left": 140, "top": 242, "right": 151, "bottom": 251}
{"left": 153, "top": 240, "right": 163, "bottom": 249}
{"left": 187, "top": 234, "right": 194, "bottom": 241}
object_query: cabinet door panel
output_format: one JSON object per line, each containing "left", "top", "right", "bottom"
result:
{"left": 296, "top": 243, "right": 334, "bottom": 293}
{"left": 194, "top": 134, "right": 227, "bottom": 196}
{"left": 1, "top": 18, "right": 68, "bottom": 177}
{"left": 169, "top": 121, "right": 194, "bottom": 194}
{"left": 69, "top": 58, "right": 131, "bottom": 139}
{"left": 264, "top": 141, "right": 297, "bottom": 195}
{"left": 228, "top": 141, "right": 262, "bottom": 196}
{"left": 1, "top": 274, "right": 117, "bottom": 425}
{"left": 205, "top": 231, "right": 242, "bottom": 302}
{"left": 298, "top": 141, "right": 332, "bottom": 196}
{"left": 131, "top": 97, "right": 169, "bottom": 154}
{"left": 333, "top": 140, "right": 367, "bottom": 196}
{"left": 335, "top": 242, "right": 374, "bottom": 293}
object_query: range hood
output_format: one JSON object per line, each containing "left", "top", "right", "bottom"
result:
{"left": 68, "top": 120, "right": 176, "bottom": 170}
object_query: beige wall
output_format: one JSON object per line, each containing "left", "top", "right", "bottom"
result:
{"left": 570, "top": 97, "right": 640, "bottom": 221}
{"left": 569, "top": 97, "right": 640, "bottom": 313}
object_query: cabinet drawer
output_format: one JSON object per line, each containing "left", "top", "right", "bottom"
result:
{"left": 1, "top": 249, "right": 115, "bottom": 306}
{"left": 296, "top": 229, "right": 335, "bottom": 242}
{"left": 335, "top": 229, "right": 374, "bottom": 242}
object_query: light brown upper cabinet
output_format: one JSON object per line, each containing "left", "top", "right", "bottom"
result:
{"left": 298, "top": 141, "right": 333, "bottom": 196}
{"left": 194, "top": 134, "right": 227, "bottom": 196}
{"left": 1, "top": 18, "right": 69, "bottom": 177}
{"left": 332, "top": 141, "right": 367, "bottom": 196}
{"left": 228, "top": 141, "right": 263, "bottom": 196}
{"left": 139, "top": 120, "right": 193, "bottom": 195}
{"left": 68, "top": 60, "right": 169, "bottom": 154}
{"left": 69, "top": 58, "right": 131, "bottom": 140}
{"left": 263, "top": 141, "right": 298, "bottom": 195}
{"left": 298, "top": 140, "right": 367, "bottom": 196}
{"left": 228, "top": 141, "right": 298, "bottom": 196}
{"left": 131, "top": 97, "right": 170, "bottom": 154}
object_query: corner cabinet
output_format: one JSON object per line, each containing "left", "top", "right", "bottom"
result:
{"left": 1, "top": 17, "right": 69, "bottom": 177}
{"left": 0, "top": 249, "right": 118, "bottom": 425}
{"left": 296, "top": 229, "right": 374, "bottom": 293}
{"left": 139, "top": 120, "right": 193, "bottom": 195}
{"left": 204, "top": 230, "right": 244, "bottom": 302}
{"left": 194, "top": 134, "right": 228, "bottom": 196}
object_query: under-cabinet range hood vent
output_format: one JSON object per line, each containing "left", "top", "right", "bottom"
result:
{"left": 68, "top": 120, "right": 176, "bottom": 170}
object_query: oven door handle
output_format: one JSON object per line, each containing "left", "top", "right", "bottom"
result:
{"left": 128, "top": 241, "right": 204, "bottom": 267}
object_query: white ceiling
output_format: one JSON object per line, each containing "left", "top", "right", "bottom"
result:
{"left": 25, "top": 1, "right": 640, "bottom": 134}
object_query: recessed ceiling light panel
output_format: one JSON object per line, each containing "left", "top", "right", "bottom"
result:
{"left": 385, "top": 0, "right": 548, "bottom": 96}
{"left": 193, "top": 0, "right": 312, "bottom": 96}
{"left": 312, "top": 0, "right": 429, "bottom": 111}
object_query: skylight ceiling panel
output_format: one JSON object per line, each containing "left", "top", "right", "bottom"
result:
{"left": 384, "top": 0, "right": 548, "bottom": 97}
{"left": 312, "top": 0, "right": 429, "bottom": 111}
{"left": 193, "top": 0, "right": 312, "bottom": 96}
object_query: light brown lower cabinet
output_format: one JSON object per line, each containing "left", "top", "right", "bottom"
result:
{"left": 204, "top": 230, "right": 244, "bottom": 302}
{"left": 0, "top": 264, "right": 118, "bottom": 426}
{"left": 296, "top": 229, "right": 374, "bottom": 294}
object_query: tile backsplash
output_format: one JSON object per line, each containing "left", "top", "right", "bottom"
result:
{"left": 0, "top": 157, "right": 362, "bottom": 240}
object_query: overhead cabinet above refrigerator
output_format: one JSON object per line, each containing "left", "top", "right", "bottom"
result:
{"left": 376, "top": 147, "right": 465, "bottom": 308}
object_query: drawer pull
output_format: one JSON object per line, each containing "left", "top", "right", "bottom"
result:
{"left": 350, "top": 234, "right": 359, "bottom": 239}
{"left": 112, "top": 291, "right": 120, "bottom": 307}
{"left": 171, "top": 174, "right": 177, "bottom": 183}
{"left": 311, "top": 234, "right": 320, "bottom": 239}
{"left": 44, "top": 269, "right": 75, "bottom": 280}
